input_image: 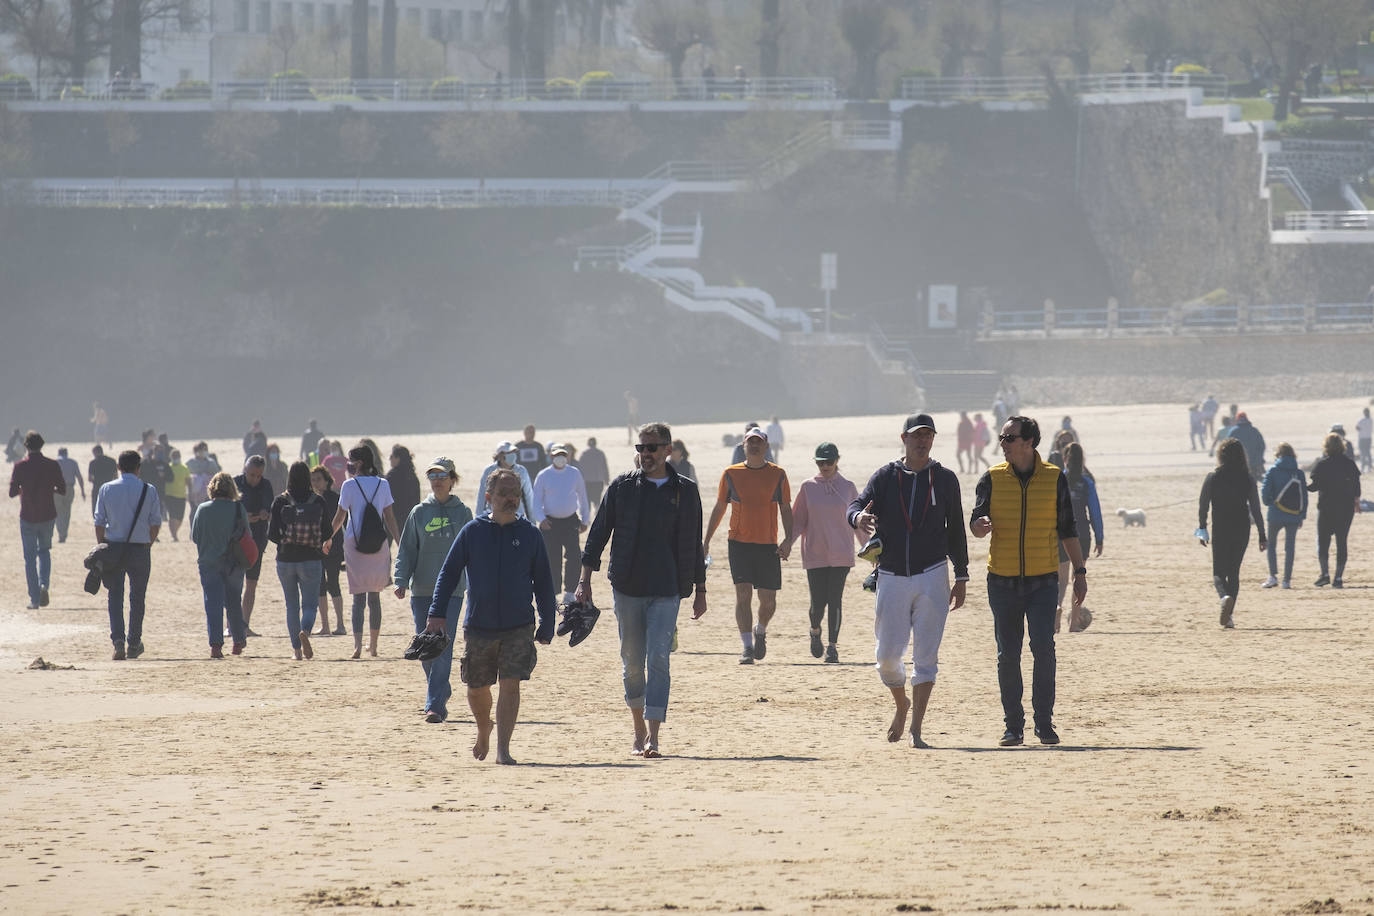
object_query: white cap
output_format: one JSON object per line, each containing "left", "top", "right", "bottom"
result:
{"left": 495, "top": 440, "right": 516, "bottom": 454}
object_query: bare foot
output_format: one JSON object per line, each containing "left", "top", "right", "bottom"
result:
{"left": 472, "top": 719, "right": 493, "bottom": 761}
{"left": 350, "top": 647, "right": 361, "bottom": 659}
{"left": 495, "top": 750, "right": 517, "bottom": 765}
{"left": 910, "top": 731, "right": 932, "bottom": 749}
{"left": 368, "top": 646, "right": 378, "bottom": 658}
{"left": 888, "top": 694, "right": 911, "bottom": 743}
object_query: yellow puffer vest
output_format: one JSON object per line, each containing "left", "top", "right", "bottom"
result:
{"left": 987, "top": 455, "right": 1061, "bottom": 577}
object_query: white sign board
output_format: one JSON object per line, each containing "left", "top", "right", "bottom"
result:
{"left": 928, "top": 284, "right": 958, "bottom": 329}
{"left": 820, "top": 253, "right": 837, "bottom": 292}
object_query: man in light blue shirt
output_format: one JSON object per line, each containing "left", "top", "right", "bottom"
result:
{"left": 94, "top": 450, "right": 162, "bottom": 661}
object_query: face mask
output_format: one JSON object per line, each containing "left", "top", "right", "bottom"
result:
{"left": 269, "top": 452, "right": 279, "bottom": 461}
{"left": 552, "top": 456, "right": 568, "bottom": 469}
{"left": 502, "top": 453, "right": 517, "bottom": 467}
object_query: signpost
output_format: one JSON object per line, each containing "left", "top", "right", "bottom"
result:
{"left": 820, "top": 252, "right": 837, "bottom": 335}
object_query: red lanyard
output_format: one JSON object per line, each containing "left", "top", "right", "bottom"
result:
{"left": 898, "top": 466, "right": 932, "bottom": 533}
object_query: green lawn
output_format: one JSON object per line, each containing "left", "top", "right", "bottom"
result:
{"left": 1234, "top": 97, "right": 1274, "bottom": 121}
{"left": 1268, "top": 183, "right": 1304, "bottom": 218}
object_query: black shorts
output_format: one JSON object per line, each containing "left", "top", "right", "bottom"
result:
{"left": 728, "top": 539, "right": 781, "bottom": 591}
{"left": 246, "top": 535, "right": 267, "bottom": 581}
{"left": 163, "top": 496, "right": 185, "bottom": 522}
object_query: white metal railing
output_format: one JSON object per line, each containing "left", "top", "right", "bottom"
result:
{"left": 1283, "top": 210, "right": 1374, "bottom": 230}
{"left": 7, "top": 182, "right": 649, "bottom": 208}
{"left": 900, "top": 71, "right": 1228, "bottom": 101}
{"left": 1267, "top": 165, "right": 1312, "bottom": 210}
{"left": 17, "top": 75, "right": 836, "bottom": 104}
{"left": 983, "top": 303, "right": 1374, "bottom": 335}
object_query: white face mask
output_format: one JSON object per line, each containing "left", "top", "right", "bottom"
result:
{"left": 552, "top": 456, "right": 568, "bottom": 469}
{"left": 502, "top": 453, "right": 517, "bottom": 467}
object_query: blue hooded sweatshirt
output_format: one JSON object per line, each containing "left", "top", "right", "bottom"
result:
{"left": 428, "top": 515, "right": 556, "bottom": 642}
{"left": 1260, "top": 454, "right": 1307, "bottom": 527}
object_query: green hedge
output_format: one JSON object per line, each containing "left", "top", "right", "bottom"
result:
{"left": 1276, "top": 118, "right": 1372, "bottom": 140}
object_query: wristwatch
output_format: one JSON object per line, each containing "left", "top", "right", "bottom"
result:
{"left": 1073, "top": 567, "right": 1087, "bottom": 576}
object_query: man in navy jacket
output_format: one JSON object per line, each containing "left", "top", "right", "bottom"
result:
{"left": 427, "top": 468, "right": 556, "bottom": 765}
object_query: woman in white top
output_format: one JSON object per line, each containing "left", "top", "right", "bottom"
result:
{"left": 328, "top": 445, "right": 401, "bottom": 658}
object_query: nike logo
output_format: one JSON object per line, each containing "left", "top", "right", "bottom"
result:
{"left": 424, "top": 518, "right": 450, "bottom": 533}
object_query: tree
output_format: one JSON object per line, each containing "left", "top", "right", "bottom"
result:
{"left": 758, "top": 0, "right": 781, "bottom": 78}
{"left": 269, "top": 21, "right": 299, "bottom": 71}
{"left": 108, "top": 0, "right": 195, "bottom": 77}
{"left": 932, "top": 0, "right": 981, "bottom": 78}
{"left": 505, "top": 0, "right": 524, "bottom": 79}
{"left": 525, "top": 0, "right": 552, "bottom": 83}
{"left": 338, "top": 117, "right": 381, "bottom": 190}
{"left": 0, "top": 0, "right": 66, "bottom": 85}
{"left": 632, "top": 0, "right": 712, "bottom": 80}
{"left": 0, "top": 104, "right": 32, "bottom": 183}
{"left": 205, "top": 111, "right": 279, "bottom": 197}
{"left": 1224, "top": 0, "right": 1369, "bottom": 121}
{"left": 380, "top": 0, "right": 396, "bottom": 78}
{"left": 350, "top": 0, "right": 368, "bottom": 78}
{"left": 839, "top": 0, "right": 900, "bottom": 98}
{"left": 322, "top": 19, "right": 348, "bottom": 77}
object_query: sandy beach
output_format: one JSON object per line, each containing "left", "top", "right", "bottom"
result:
{"left": 2, "top": 399, "right": 1371, "bottom": 915}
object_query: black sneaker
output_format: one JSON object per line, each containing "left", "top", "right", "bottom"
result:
{"left": 38, "top": 586, "right": 49, "bottom": 607}
{"left": 824, "top": 645, "right": 839, "bottom": 664}
{"left": 1034, "top": 724, "right": 1060, "bottom": 745}
{"left": 809, "top": 630, "right": 823, "bottom": 659}
{"left": 739, "top": 647, "right": 755, "bottom": 665}
{"left": 1332, "top": 579, "right": 1343, "bottom": 589}
{"left": 1314, "top": 574, "right": 1330, "bottom": 587}
{"left": 126, "top": 641, "right": 144, "bottom": 660}
{"left": 752, "top": 631, "right": 767, "bottom": 660}
{"left": 998, "top": 729, "right": 1023, "bottom": 747}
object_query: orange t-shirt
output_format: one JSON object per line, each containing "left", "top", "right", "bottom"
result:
{"left": 717, "top": 462, "right": 790, "bottom": 545}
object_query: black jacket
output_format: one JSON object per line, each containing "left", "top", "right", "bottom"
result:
{"left": 1308, "top": 453, "right": 1361, "bottom": 515}
{"left": 849, "top": 459, "right": 969, "bottom": 579}
{"left": 581, "top": 465, "right": 705, "bottom": 599}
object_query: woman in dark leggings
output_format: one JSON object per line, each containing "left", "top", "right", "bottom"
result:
{"left": 1308, "top": 432, "right": 1361, "bottom": 588}
{"left": 1199, "top": 438, "right": 1267, "bottom": 629}
{"left": 311, "top": 465, "right": 347, "bottom": 635}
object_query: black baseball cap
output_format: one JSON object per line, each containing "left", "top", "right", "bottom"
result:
{"left": 903, "top": 413, "right": 936, "bottom": 434}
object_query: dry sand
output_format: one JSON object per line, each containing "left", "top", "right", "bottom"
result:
{"left": 1, "top": 399, "right": 1371, "bottom": 915}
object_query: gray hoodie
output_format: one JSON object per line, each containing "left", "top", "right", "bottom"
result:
{"left": 394, "top": 493, "right": 474, "bottom": 597}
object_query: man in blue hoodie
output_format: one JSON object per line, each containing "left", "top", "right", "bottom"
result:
{"left": 427, "top": 468, "right": 556, "bottom": 765}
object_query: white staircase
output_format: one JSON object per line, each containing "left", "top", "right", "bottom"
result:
{"left": 576, "top": 119, "right": 901, "bottom": 340}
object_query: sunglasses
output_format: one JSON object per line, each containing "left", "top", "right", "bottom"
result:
{"left": 634, "top": 442, "right": 671, "bottom": 453}
{"left": 998, "top": 433, "right": 1028, "bottom": 443}
{"left": 815, "top": 459, "right": 836, "bottom": 466}
{"left": 427, "top": 471, "right": 450, "bottom": 480}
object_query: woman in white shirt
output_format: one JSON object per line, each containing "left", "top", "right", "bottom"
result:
{"left": 328, "top": 445, "right": 401, "bottom": 658}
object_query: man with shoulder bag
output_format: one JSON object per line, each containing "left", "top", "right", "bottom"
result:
{"left": 92, "top": 450, "right": 162, "bottom": 660}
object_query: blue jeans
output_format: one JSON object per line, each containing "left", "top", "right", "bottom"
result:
{"left": 200, "top": 561, "right": 246, "bottom": 646}
{"left": 105, "top": 543, "right": 151, "bottom": 646}
{"left": 411, "top": 594, "right": 462, "bottom": 717}
{"left": 987, "top": 574, "right": 1058, "bottom": 733}
{"left": 612, "top": 590, "right": 680, "bottom": 722}
{"left": 277, "top": 560, "right": 323, "bottom": 650}
{"left": 19, "top": 518, "right": 55, "bottom": 606}
{"left": 1266, "top": 521, "right": 1300, "bottom": 581}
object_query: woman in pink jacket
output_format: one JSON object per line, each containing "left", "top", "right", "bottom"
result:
{"left": 786, "top": 442, "right": 864, "bottom": 663}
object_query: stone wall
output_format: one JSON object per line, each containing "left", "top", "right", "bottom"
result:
{"left": 1268, "top": 140, "right": 1374, "bottom": 194}
{"left": 778, "top": 334, "right": 922, "bottom": 417}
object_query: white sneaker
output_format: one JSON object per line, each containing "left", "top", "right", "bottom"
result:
{"left": 1260, "top": 576, "right": 1278, "bottom": 588}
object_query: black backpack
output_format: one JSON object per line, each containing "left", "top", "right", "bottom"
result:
{"left": 354, "top": 479, "right": 387, "bottom": 554}
{"left": 1274, "top": 474, "right": 1306, "bottom": 516}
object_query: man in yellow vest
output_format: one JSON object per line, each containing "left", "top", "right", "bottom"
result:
{"left": 970, "top": 416, "right": 1087, "bottom": 747}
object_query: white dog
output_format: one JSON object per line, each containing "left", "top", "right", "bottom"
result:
{"left": 1116, "top": 508, "right": 1146, "bottom": 527}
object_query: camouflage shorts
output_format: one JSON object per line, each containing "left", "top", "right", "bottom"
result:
{"left": 460, "top": 624, "right": 538, "bottom": 689}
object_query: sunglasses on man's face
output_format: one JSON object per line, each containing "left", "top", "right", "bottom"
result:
{"left": 634, "top": 442, "right": 670, "bottom": 453}
{"left": 998, "top": 433, "right": 1028, "bottom": 444}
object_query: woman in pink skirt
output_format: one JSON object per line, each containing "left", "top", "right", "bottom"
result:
{"left": 328, "top": 445, "right": 401, "bottom": 658}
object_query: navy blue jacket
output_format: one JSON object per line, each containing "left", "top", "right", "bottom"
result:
{"left": 581, "top": 464, "right": 706, "bottom": 599}
{"left": 848, "top": 459, "right": 969, "bottom": 580}
{"left": 429, "top": 515, "right": 556, "bottom": 642}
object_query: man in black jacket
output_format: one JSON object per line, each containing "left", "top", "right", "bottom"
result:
{"left": 849, "top": 413, "right": 968, "bottom": 749}
{"left": 578, "top": 421, "right": 708, "bottom": 759}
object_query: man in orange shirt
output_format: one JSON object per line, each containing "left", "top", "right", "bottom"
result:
{"left": 704, "top": 427, "right": 793, "bottom": 664}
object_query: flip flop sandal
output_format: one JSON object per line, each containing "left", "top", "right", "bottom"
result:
{"left": 643, "top": 745, "right": 662, "bottom": 759}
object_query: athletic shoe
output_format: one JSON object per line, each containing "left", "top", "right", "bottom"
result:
{"left": 810, "top": 630, "right": 823, "bottom": 658}
{"left": 26, "top": 602, "right": 39, "bottom": 610}
{"left": 245, "top": 628, "right": 262, "bottom": 638}
{"left": 824, "top": 645, "right": 839, "bottom": 664}
{"left": 1314, "top": 574, "right": 1330, "bottom": 587}
{"left": 998, "top": 729, "right": 1023, "bottom": 747}
{"left": 112, "top": 644, "right": 126, "bottom": 661}
{"left": 739, "top": 647, "right": 755, "bottom": 665}
{"left": 1333, "top": 579, "right": 1343, "bottom": 589}
{"left": 1260, "top": 576, "right": 1278, "bottom": 589}
{"left": 126, "top": 641, "right": 145, "bottom": 659}
{"left": 425, "top": 711, "right": 445, "bottom": 724}
{"left": 752, "top": 631, "right": 767, "bottom": 660}
{"left": 332, "top": 625, "right": 346, "bottom": 636}
{"left": 1034, "top": 724, "right": 1060, "bottom": 745}
{"left": 1281, "top": 580, "right": 1291, "bottom": 589}
{"left": 210, "top": 645, "right": 224, "bottom": 659}
{"left": 38, "top": 586, "right": 49, "bottom": 607}
{"left": 1219, "top": 596, "right": 1235, "bottom": 629}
